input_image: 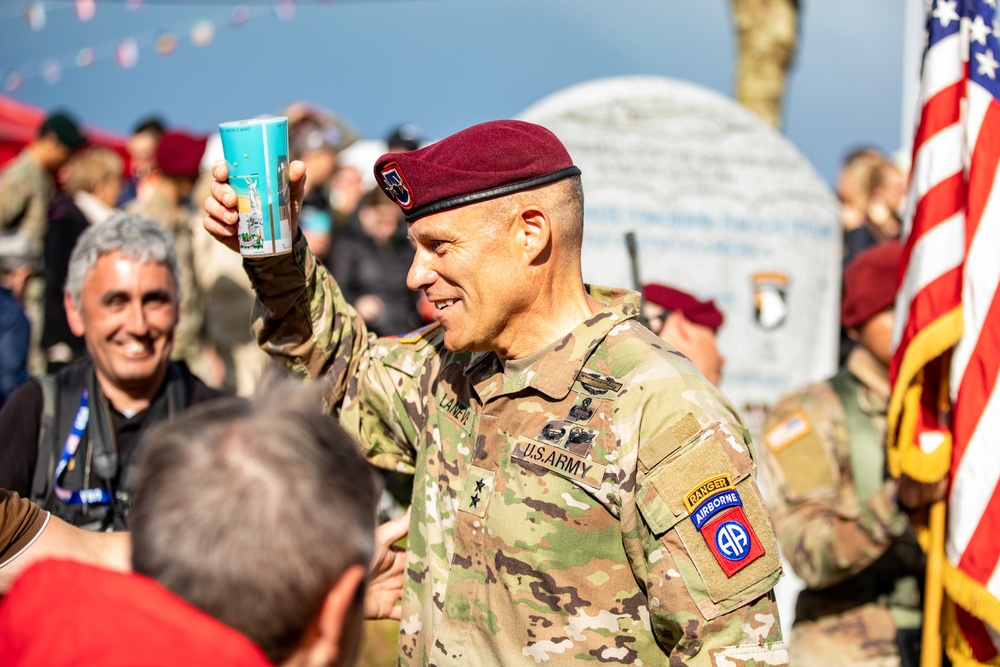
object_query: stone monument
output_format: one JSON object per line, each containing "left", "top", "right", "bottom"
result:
{"left": 519, "top": 76, "right": 841, "bottom": 411}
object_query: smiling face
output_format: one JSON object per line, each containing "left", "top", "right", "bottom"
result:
{"left": 65, "top": 251, "right": 178, "bottom": 400}
{"left": 406, "top": 198, "right": 528, "bottom": 354}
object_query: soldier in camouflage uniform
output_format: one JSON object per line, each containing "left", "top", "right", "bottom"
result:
{"left": 205, "top": 120, "right": 788, "bottom": 665}
{"left": 759, "top": 241, "right": 926, "bottom": 666}
{"left": 0, "top": 111, "right": 86, "bottom": 375}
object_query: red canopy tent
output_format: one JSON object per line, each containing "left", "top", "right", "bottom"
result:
{"left": 0, "top": 94, "right": 129, "bottom": 169}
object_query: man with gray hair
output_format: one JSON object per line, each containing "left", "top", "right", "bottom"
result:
{"left": 0, "top": 213, "right": 225, "bottom": 530}
{"left": 0, "top": 380, "right": 385, "bottom": 667}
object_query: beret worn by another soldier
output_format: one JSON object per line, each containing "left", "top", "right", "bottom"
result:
{"left": 841, "top": 240, "right": 903, "bottom": 329}
{"left": 39, "top": 110, "right": 86, "bottom": 152}
{"left": 156, "top": 131, "right": 208, "bottom": 180}
{"left": 643, "top": 283, "right": 725, "bottom": 331}
{"left": 373, "top": 119, "right": 581, "bottom": 222}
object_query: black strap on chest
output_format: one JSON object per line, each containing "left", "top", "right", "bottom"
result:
{"left": 30, "top": 360, "right": 193, "bottom": 529}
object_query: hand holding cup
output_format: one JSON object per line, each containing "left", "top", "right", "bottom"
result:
{"left": 206, "top": 116, "right": 304, "bottom": 257}
{"left": 204, "top": 159, "right": 307, "bottom": 254}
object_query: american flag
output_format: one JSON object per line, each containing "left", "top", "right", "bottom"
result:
{"left": 888, "top": 0, "right": 1000, "bottom": 663}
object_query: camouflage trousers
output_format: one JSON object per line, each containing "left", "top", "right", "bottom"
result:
{"left": 790, "top": 603, "right": 901, "bottom": 667}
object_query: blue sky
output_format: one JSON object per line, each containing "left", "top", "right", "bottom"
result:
{"left": 2, "top": 0, "right": 913, "bottom": 186}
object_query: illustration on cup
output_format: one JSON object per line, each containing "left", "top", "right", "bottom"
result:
{"left": 238, "top": 175, "right": 265, "bottom": 252}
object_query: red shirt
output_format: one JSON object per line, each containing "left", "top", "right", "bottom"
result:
{"left": 0, "top": 559, "right": 275, "bottom": 667}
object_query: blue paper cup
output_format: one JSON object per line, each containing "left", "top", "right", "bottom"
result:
{"left": 218, "top": 116, "right": 292, "bottom": 257}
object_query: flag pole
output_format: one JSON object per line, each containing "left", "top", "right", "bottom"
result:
{"left": 921, "top": 499, "right": 947, "bottom": 667}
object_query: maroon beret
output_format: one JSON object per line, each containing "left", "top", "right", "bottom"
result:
{"left": 642, "top": 283, "right": 725, "bottom": 332}
{"left": 373, "top": 120, "right": 581, "bottom": 222}
{"left": 156, "top": 130, "right": 208, "bottom": 180}
{"left": 842, "top": 240, "right": 903, "bottom": 328}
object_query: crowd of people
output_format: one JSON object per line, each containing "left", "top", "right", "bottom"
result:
{"left": 0, "top": 104, "right": 941, "bottom": 667}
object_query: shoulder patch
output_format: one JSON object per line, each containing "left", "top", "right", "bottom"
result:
{"left": 683, "top": 474, "right": 766, "bottom": 577}
{"left": 700, "top": 502, "right": 766, "bottom": 577}
{"left": 683, "top": 474, "right": 734, "bottom": 514}
{"left": 764, "top": 410, "right": 811, "bottom": 453}
{"left": 397, "top": 321, "right": 442, "bottom": 344}
{"left": 764, "top": 409, "right": 837, "bottom": 498}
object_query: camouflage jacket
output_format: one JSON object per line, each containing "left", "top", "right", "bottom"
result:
{"left": 246, "top": 235, "right": 788, "bottom": 666}
{"left": 0, "top": 152, "right": 53, "bottom": 246}
{"left": 759, "top": 347, "right": 923, "bottom": 626}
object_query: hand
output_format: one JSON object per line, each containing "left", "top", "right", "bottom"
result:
{"left": 896, "top": 474, "right": 948, "bottom": 513}
{"left": 203, "top": 159, "right": 308, "bottom": 253}
{"left": 365, "top": 509, "right": 409, "bottom": 620}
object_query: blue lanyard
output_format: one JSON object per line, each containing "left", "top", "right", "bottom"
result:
{"left": 52, "top": 388, "right": 112, "bottom": 506}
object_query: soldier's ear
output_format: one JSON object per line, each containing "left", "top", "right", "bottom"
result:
{"left": 663, "top": 311, "right": 690, "bottom": 343}
{"left": 64, "top": 292, "right": 85, "bottom": 337}
{"left": 517, "top": 204, "right": 551, "bottom": 266}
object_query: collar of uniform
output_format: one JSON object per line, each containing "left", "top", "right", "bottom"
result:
{"left": 846, "top": 345, "right": 890, "bottom": 410}
{"left": 466, "top": 285, "right": 639, "bottom": 400}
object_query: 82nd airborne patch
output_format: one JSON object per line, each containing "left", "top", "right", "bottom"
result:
{"left": 684, "top": 475, "right": 765, "bottom": 577}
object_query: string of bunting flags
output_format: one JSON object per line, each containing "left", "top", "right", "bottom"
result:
{"left": 4, "top": 1, "right": 300, "bottom": 93}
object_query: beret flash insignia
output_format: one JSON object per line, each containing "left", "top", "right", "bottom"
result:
{"left": 379, "top": 162, "right": 413, "bottom": 209}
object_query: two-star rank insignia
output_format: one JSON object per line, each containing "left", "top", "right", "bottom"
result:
{"left": 470, "top": 478, "right": 487, "bottom": 508}
{"left": 461, "top": 466, "right": 495, "bottom": 518}
{"left": 684, "top": 474, "right": 765, "bottom": 577}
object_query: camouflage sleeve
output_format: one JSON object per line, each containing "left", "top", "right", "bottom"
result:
{"left": 245, "top": 232, "right": 367, "bottom": 383}
{"left": 244, "top": 232, "right": 418, "bottom": 470}
{"left": 758, "top": 391, "right": 910, "bottom": 590}
{"left": 346, "top": 328, "right": 444, "bottom": 475}
{"left": 621, "top": 366, "right": 788, "bottom": 664}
